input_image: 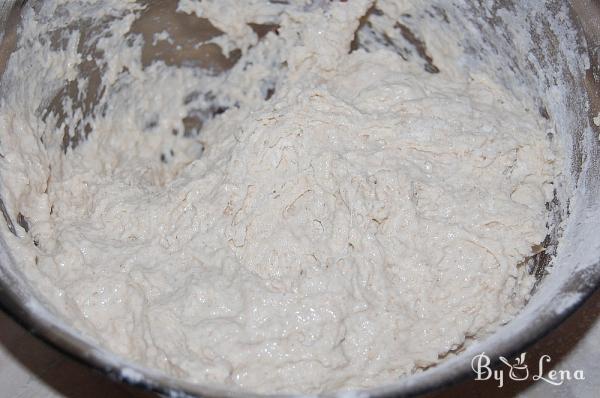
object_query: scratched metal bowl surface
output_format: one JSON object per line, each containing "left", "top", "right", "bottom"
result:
{"left": 0, "top": 1, "right": 599, "bottom": 397}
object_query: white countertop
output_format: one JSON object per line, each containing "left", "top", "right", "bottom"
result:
{"left": 1, "top": 289, "right": 598, "bottom": 398}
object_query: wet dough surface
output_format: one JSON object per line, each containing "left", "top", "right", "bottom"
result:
{"left": 0, "top": 0, "right": 560, "bottom": 393}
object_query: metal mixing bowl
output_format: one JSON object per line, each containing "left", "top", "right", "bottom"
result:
{"left": 0, "top": 0, "right": 599, "bottom": 397}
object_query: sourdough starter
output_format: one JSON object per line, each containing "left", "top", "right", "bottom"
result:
{"left": 0, "top": 0, "right": 561, "bottom": 393}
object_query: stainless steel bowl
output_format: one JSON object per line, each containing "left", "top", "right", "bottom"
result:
{"left": 0, "top": 1, "right": 599, "bottom": 397}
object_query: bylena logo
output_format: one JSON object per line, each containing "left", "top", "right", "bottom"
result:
{"left": 471, "top": 352, "right": 585, "bottom": 388}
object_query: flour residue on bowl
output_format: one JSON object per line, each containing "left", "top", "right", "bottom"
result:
{"left": 0, "top": 0, "right": 562, "bottom": 393}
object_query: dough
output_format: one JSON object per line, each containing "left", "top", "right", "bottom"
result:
{"left": 0, "top": 0, "right": 561, "bottom": 393}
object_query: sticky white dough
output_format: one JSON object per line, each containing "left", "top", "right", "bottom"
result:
{"left": 0, "top": 0, "right": 561, "bottom": 393}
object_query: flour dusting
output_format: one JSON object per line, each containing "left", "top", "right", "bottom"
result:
{"left": 0, "top": 0, "right": 562, "bottom": 393}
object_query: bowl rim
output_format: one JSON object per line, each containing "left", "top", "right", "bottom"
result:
{"left": 1, "top": 0, "right": 600, "bottom": 396}
{"left": 1, "top": 252, "right": 599, "bottom": 398}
